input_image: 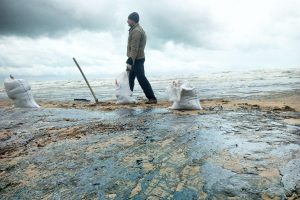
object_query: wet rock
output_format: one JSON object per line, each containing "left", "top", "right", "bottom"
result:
{"left": 202, "top": 162, "right": 236, "bottom": 192}
{"left": 0, "top": 104, "right": 299, "bottom": 199}
{"left": 173, "top": 187, "right": 199, "bottom": 200}
{"left": 0, "top": 131, "right": 33, "bottom": 154}
{"left": 280, "top": 158, "right": 300, "bottom": 197}
{"left": 208, "top": 174, "right": 286, "bottom": 199}
{"left": 261, "top": 186, "right": 286, "bottom": 200}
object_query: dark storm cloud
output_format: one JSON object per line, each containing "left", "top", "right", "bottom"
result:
{"left": 0, "top": 0, "right": 216, "bottom": 48}
{"left": 0, "top": 0, "right": 117, "bottom": 37}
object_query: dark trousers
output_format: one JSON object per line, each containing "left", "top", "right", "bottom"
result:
{"left": 129, "top": 58, "right": 156, "bottom": 100}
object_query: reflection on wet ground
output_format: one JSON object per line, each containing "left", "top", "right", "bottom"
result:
{"left": 0, "top": 105, "right": 299, "bottom": 199}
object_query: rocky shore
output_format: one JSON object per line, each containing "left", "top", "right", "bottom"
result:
{"left": 0, "top": 90, "right": 299, "bottom": 199}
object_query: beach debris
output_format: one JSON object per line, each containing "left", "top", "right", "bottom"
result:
{"left": 167, "top": 80, "right": 202, "bottom": 110}
{"left": 115, "top": 71, "right": 136, "bottom": 104}
{"left": 4, "top": 76, "right": 40, "bottom": 108}
{"left": 73, "top": 57, "right": 99, "bottom": 103}
{"left": 74, "top": 98, "right": 91, "bottom": 102}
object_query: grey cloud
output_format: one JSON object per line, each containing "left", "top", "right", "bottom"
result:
{"left": 0, "top": 0, "right": 120, "bottom": 37}
{"left": 137, "top": 1, "right": 217, "bottom": 48}
{"left": 148, "top": 16, "right": 214, "bottom": 48}
{"left": 0, "top": 0, "right": 216, "bottom": 48}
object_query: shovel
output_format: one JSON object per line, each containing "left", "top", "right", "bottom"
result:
{"left": 73, "top": 57, "right": 99, "bottom": 103}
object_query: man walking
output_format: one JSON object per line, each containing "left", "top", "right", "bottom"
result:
{"left": 126, "top": 12, "right": 157, "bottom": 104}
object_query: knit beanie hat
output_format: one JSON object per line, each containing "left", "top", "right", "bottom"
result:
{"left": 128, "top": 12, "right": 139, "bottom": 23}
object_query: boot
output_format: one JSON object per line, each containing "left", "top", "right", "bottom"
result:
{"left": 145, "top": 99, "right": 157, "bottom": 104}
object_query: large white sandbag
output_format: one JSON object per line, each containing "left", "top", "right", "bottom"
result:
{"left": 4, "top": 77, "right": 40, "bottom": 108}
{"left": 115, "top": 71, "right": 136, "bottom": 104}
{"left": 167, "top": 80, "right": 202, "bottom": 110}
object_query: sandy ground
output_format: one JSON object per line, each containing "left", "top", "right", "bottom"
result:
{"left": 1, "top": 91, "right": 298, "bottom": 123}
{"left": 0, "top": 91, "right": 299, "bottom": 199}
{"left": 1, "top": 90, "right": 299, "bottom": 112}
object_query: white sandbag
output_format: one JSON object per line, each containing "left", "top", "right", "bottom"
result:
{"left": 167, "top": 80, "right": 202, "bottom": 110}
{"left": 115, "top": 71, "right": 136, "bottom": 104}
{"left": 4, "top": 77, "right": 40, "bottom": 108}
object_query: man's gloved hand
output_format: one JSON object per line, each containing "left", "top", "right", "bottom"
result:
{"left": 126, "top": 64, "right": 132, "bottom": 71}
{"left": 126, "top": 57, "right": 133, "bottom": 65}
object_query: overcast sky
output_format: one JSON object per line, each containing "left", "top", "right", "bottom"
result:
{"left": 0, "top": 0, "right": 299, "bottom": 80}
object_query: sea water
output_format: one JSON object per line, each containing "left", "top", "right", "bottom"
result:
{"left": 0, "top": 68, "right": 299, "bottom": 102}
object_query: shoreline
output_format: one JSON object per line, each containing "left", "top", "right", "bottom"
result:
{"left": 1, "top": 90, "right": 299, "bottom": 120}
{"left": 1, "top": 90, "right": 299, "bottom": 110}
